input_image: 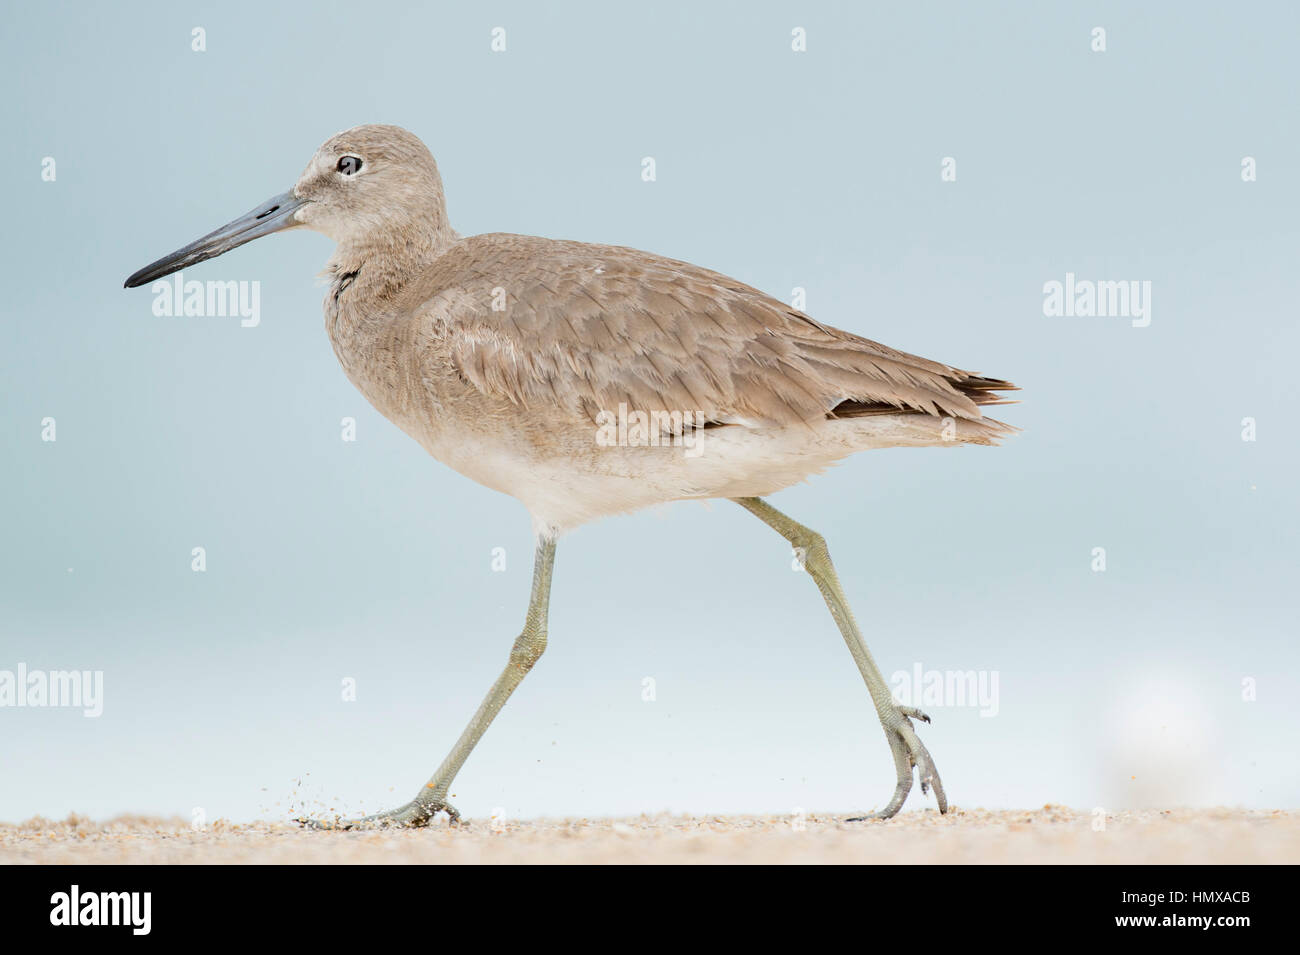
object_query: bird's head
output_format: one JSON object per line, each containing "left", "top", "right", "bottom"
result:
{"left": 124, "top": 124, "right": 451, "bottom": 289}
{"left": 291, "top": 124, "right": 448, "bottom": 244}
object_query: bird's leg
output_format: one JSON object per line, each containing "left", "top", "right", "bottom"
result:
{"left": 732, "top": 497, "right": 947, "bottom": 820}
{"left": 300, "top": 535, "right": 557, "bottom": 830}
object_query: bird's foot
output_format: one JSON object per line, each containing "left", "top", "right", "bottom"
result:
{"left": 297, "top": 792, "right": 460, "bottom": 830}
{"left": 847, "top": 704, "right": 948, "bottom": 821}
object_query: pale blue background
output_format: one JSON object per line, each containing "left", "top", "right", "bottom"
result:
{"left": 2, "top": 1, "right": 1296, "bottom": 824}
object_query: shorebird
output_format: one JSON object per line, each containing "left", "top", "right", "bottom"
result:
{"left": 125, "top": 125, "right": 1015, "bottom": 827}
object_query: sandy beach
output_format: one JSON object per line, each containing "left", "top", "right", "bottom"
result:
{"left": 2, "top": 807, "right": 1293, "bottom": 865}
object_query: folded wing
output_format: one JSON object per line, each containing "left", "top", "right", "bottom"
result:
{"left": 420, "top": 234, "right": 1016, "bottom": 429}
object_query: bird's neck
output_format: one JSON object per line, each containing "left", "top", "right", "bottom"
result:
{"left": 322, "top": 222, "right": 454, "bottom": 435}
{"left": 327, "top": 215, "right": 459, "bottom": 305}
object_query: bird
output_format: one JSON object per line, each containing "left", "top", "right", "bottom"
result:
{"left": 125, "top": 124, "right": 1015, "bottom": 827}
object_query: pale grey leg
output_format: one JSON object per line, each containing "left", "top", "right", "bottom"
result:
{"left": 302, "top": 535, "right": 557, "bottom": 829}
{"left": 733, "top": 497, "right": 948, "bottom": 819}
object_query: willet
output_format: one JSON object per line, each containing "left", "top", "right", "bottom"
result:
{"left": 125, "top": 125, "right": 1015, "bottom": 826}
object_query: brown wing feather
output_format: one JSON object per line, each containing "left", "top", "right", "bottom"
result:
{"left": 415, "top": 233, "right": 1016, "bottom": 427}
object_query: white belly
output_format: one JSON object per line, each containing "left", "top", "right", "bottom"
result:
{"left": 408, "top": 411, "right": 1001, "bottom": 534}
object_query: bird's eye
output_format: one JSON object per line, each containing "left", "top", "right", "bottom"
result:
{"left": 336, "top": 156, "right": 363, "bottom": 176}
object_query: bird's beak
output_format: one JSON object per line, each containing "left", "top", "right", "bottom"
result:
{"left": 123, "top": 190, "right": 307, "bottom": 288}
